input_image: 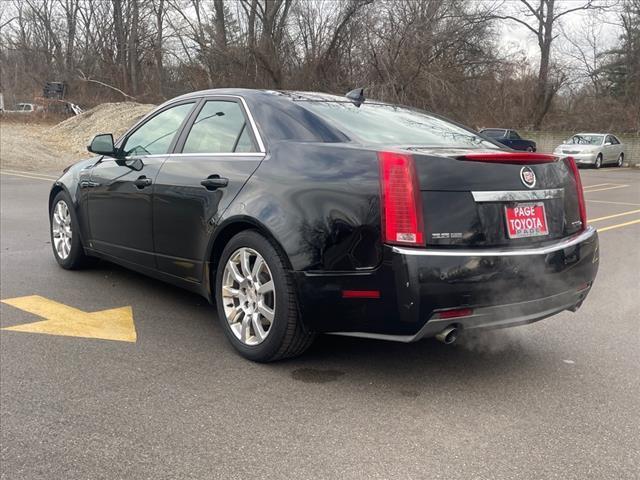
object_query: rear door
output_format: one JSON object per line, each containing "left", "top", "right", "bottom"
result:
{"left": 607, "top": 135, "right": 622, "bottom": 162}
{"left": 87, "top": 101, "right": 196, "bottom": 267}
{"left": 153, "top": 96, "right": 265, "bottom": 282}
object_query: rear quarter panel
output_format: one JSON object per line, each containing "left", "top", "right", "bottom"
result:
{"left": 220, "top": 142, "right": 382, "bottom": 271}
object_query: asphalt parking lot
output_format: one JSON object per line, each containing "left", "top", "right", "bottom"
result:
{"left": 1, "top": 166, "right": 639, "bottom": 479}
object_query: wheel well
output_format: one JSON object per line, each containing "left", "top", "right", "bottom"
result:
{"left": 209, "top": 220, "right": 292, "bottom": 283}
{"left": 49, "top": 185, "right": 64, "bottom": 213}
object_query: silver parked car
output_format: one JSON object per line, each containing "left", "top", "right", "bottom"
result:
{"left": 553, "top": 133, "right": 625, "bottom": 169}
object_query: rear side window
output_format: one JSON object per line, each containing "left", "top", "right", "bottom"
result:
{"left": 301, "top": 102, "right": 496, "bottom": 148}
{"left": 182, "top": 100, "right": 257, "bottom": 154}
{"left": 480, "top": 129, "right": 506, "bottom": 138}
{"left": 123, "top": 102, "right": 194, "bottom": 156}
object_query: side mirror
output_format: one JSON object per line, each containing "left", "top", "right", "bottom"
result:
{"left": 88, "top": 133, "right": 117, "bottom": 156}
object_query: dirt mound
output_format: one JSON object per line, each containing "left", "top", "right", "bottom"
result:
{"left": 46, "top": 102, "right": 155, "bottom": 157}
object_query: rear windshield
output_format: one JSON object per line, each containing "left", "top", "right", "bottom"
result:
{"left": 299, "top": 101, "right": 497, "bottom": 149}
{"left": 567, "top": 135, "right": 604, "bottom": 145}
{"left": 480, "top": 129, "right": 506, "bottom": 138}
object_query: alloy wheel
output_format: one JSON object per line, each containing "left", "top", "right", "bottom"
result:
{"left": 52, "top": 200, "right": 73, "bottom": 260}
{"left": 221, "top": 247, "right": 276, "bottom": 346}
{"left": 618, "top": 154, "right": 623, "bottom": 167}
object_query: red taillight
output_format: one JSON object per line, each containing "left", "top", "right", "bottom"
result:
{"left": 565, "top": 156, "right": 587, "bottom": 230}
{"left": 378, "top": 151, "right": 425, "bottom": 246}
{"left": 460, "top": 152, "right": 558, "bottom": 164}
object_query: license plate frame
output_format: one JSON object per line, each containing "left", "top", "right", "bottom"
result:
{"left": 504, "top": 202, "right": 549, "bottom": 239}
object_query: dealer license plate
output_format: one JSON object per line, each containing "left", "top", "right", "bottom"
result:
{"left": 504, "top": 202, "right": 549, "bottom": 239}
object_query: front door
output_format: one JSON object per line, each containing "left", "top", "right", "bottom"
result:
{"left": 87, "top": 101, "right": 196, "bottom": 268}
{"left": 153, "top": 97, "right": 265, "bottom": 282}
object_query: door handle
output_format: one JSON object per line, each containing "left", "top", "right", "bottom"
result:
{"left": 201, "top": 175, "right": 229, "bottom": 190}
{"left": 134, "top": 175, "right": 152, "bottom": 189}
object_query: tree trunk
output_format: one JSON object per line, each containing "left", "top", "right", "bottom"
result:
{"left": 128, "top": 0, "right": 139, "bottom": 95}
{"left": 531, "top": 0, "right": 554, "bottom": 129}
{"left": 112, "top": 0, "right": 128, "bottom": 91}
{"left": 154, "top": 0, "right": 165, "bottom": 96}
{"left": 213, "top": 0, "right": 227, "bottom": 48}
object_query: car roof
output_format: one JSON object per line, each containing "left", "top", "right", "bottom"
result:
{"left": 171, "top": 88, "right": 355, "bottom": 104}
{"left": 574, "top": 133, "right": 609, "bottom": 136}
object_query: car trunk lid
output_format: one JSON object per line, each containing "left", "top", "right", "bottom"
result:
{"left": 383, "top": 148, "right": 585, "bottom": 248}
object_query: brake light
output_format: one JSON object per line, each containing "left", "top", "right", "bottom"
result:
{"left": 565, "top": 156, "right": 587, "bottom": 230}
{"left": 378, "top": 151, "right": 425, "bottom": 246}
{"left": 460, "top": 152, "right": 558, "bottom": 164}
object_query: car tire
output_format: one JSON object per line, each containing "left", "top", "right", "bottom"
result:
{"left": 617, "top": 154, "right": 624, "bottom": 167}
{"left": 526, "top": 146, "right": 534, "bottom": 152}
{"left": 595, "top": 154, "right": 602, "bottom": 169}
{"left": 215, "top": 230, "right": 315, "bottom": 362}
{"left": 50, "top": 191, "right": 96, "bottom": 269}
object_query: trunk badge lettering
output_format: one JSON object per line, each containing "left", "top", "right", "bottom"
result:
{"left": 520, "top": 166, "right": 536, "bottom": 188}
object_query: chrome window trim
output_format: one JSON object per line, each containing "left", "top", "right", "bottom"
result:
{"left": 169, "top": 152, "right": 266, "bottom": 158}
{"left": 392, "top": 226, "right": 596, "bottom": 257}
{"left": 472, "top": 189, "right": 563, "bottom": 202}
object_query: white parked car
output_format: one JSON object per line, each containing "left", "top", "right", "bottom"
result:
{"left": 14, "top": 102, "right": 44, "bottom": 113}
{"left": 554, "top": 133, "right": 625, "bottom": 169}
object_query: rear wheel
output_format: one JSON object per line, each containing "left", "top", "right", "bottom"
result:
{"left": 50, "top": 191, "right": 95, "bottom": 269}
{"left": 617, "top": 153, "right": 624, "bottom": 167}
{"left": 594, "top": 154, "right": 602, "bottom": 169}
{"left": 215, "top": 230, "right": 314, "bottom": 362}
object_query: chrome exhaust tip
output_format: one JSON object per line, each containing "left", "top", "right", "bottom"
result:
{"left": 435, "top": 326, "right": 459, "bottom": 345}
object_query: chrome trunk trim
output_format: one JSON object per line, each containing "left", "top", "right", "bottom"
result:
{"left": 392, "top": 226, "right": 596, "bottom": 257}
{"left": 472, "top": 189, "right": 563, "bottom": 202}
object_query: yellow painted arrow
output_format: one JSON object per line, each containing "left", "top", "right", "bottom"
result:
{"left": 1, "top": 295, "right": 136, "bottom": 342}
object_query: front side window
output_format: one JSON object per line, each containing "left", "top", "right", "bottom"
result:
{"left": 123, "top": 103, "right": 194, "bottom": 156}
{"left": 300, "top": 101, "right": 497, "bottom": 149}
{"left": 182, "top": 100, "right": 257, "bottom": 154}
{"left": 508, "top": 131, "right": 521, "bottom": 140}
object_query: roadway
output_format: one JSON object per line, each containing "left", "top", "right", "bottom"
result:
{"left": 1, "top": 166, "right": 639, "bottom": 479}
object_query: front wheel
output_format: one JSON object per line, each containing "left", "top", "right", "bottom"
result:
{"left": 526, "top": 146, "right": 534, "bottom": 152}
{"left": 50, "top": 191, "right": 96, "bottom": 269}
{"left": 594, "top": 154, "right": 603, "bottom": 169}
{"left": 215, "top": 230, "right": 315, "bottom": 362}
{"left": 617, "top": 154, "right": 624, "bottom": 167}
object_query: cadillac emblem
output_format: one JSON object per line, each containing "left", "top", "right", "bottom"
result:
{"left": 520, "top": 166, "right": 536, "bottom": 188}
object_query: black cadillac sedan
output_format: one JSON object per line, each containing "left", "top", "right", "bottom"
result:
{"left": 49, "top": 89, "right": 599, "bottom": 361}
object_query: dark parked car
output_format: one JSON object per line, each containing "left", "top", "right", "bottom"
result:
{"left": 49, "top": 89, "right": 598, "bottom": 361}
{"left": 480, "top": 128, "right": 537, "bottom": 152}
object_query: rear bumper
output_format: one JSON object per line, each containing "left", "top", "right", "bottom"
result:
{"left": 295, "top": 226, "right": 599, "bottom": 340}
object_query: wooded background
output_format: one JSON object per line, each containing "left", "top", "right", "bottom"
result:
{"left": 1, "top": 0, "right": 638, "bottom": 133}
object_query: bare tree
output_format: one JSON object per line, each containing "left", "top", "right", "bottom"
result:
{"left": 495, "top": 0, "right": 607, "bottom": 129}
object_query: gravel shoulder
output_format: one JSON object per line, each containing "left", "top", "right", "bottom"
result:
{"left": 0, "top": 122, "right": 73, "bottom": 173}
{"left": 0, "top": 102, "right": 155, "bottom": 173}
